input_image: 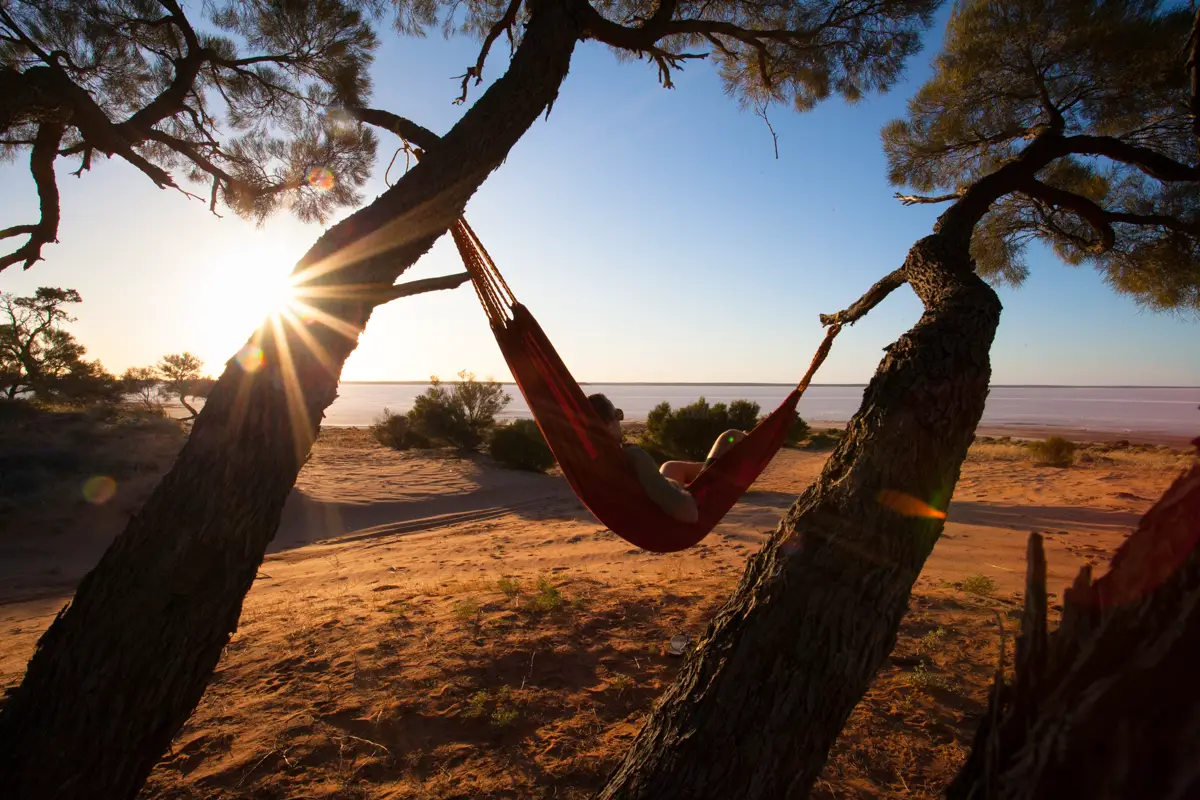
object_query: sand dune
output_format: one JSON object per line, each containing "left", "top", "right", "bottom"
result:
{"left": 0, "top": 426, "right": 1190, "bottom": 798}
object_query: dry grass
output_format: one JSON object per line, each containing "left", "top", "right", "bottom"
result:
{"left": 969, "top": 438, "right": 1192, "bottom": 470}
{"left": 131, "top": 572, "right": 1010, "bottom": 800}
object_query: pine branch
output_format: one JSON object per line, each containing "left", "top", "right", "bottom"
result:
{"left": 455, "top": 0, "right": 525, "bottom": 104}
{"left": 1063, "top": 135, "right": 1200, "bottom": 182}
{"left": 376, "top": 272, "right": 472, "bottom": 302}
{"left": 0, "top": 121, "right": 63, "bottom": 272}
{"left": 349, "top": 107, "right": 441, "bottom": 151}
{"left": 1022, "top": 178, "right": 1199, "bottom": 252}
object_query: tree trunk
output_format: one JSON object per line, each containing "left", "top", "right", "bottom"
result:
{"left": 950, "top": 452, "right": 1200, "bottom": 800}
{"left": 600, "top": 227, "right": 1002, "bottom": 799}
{"left": 0, "top": 3, "right": 583, "bottom": 798}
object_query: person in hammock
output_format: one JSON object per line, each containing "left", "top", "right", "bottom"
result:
{"left": 587, "top": 393, "right": 746, "bottom": 524}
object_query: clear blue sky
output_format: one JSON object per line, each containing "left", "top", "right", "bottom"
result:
{"left": 1, "top": 7, "right": 1197, "bottom": 385}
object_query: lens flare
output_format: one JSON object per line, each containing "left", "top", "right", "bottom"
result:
{"left": 306, "top": 166, "right": 335, "bottom": 191}
{"left": 82, "top": 475, "right": 117, "bottom": 505}
{"left": 325, "top": 107, "right": 357, "bottom": 138}
{"left": 235, "top": 344, "right": 265, "bottom": 373}
{"left": 878, "top": 489, "right": 947, "bottom": 520}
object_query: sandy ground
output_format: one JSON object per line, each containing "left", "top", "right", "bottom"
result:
{"left": 0, "top": 422, "right": 1191, "bottom": 798}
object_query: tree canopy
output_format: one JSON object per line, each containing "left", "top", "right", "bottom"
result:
{"left": 883, "top": 0, "right": 1200, "bottom": 311}
{"left": 2, "top": 0, "right": 939, "bottom": 273}
{"left": 0, "top": 0, "right": 382, "bottom": 271}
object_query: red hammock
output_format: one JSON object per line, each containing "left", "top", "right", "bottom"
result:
{"left": 452, "top": 219, "right": 840, "bottom": 553}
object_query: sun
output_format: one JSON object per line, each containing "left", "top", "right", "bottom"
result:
{"left": 191, "top": 239, "right": 307, "bottom": 366}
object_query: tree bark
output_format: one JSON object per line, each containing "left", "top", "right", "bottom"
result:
{"left": 600, "top": 225, "right": 1002, "bottom": 799}
{"left": 0, "top": 2, "right": 583, "bottom": 798}
{"left": 950, "top": 453, "right": 1200, "bottom": 800}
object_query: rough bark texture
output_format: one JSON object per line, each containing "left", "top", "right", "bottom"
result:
{"left": 950, "top": 452, "right": 1200, "bottom": 800}
{"left": 0, "top": 3, "right": 582, "bottom": 798}
{"left": 599, "top": 223, "right": 1002, "bottom": 799}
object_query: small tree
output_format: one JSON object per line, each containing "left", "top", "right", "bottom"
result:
{"left": 121, "top": 367, "right": 165, "bottom": 413}
{"left": 407, "top": 371, "right": 511, "bottom": 450}
{"left": 0, "top": 287, "right": 115, "bottom": 401}
{"left": 157, "top": 353, "right": 205, "bottom": 419}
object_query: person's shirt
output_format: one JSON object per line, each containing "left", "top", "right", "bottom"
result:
{"left": 623, "top": 444, "right": 699, "bottom": 523}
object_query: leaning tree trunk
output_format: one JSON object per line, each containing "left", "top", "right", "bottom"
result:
{"left": 0, "top": 3, "right": 582, "bottom": 797}
{"left": 950, "top": 450, "right": 1200, "bottom": 800}
{"left": 600, "top": 224, "right": 1002, "bottom": 798}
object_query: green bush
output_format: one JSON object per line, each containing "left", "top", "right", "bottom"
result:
{"left": 645, "top": 397, "right": 761, "bottom": 461}
{"left": 1029, "top": 436, "right": 1076, "bottom": 467}
{"left": 371, "top": 408, "right": 429, "bottom": 450}
{"left": 727, "top": 399, "right": 761, "bottom": 432}
{"left": 784, "top": 412, "right": 811, "bottom": 446}
{"left": 406, "top": 370, "right": 511, "bottom": 451}
{"left": 489, "top": 419, "right": 555, "bottom": 472}
{"left": 806, "top": 432, "right": 839, "bottom": 450}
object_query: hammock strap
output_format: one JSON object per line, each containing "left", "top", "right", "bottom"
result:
{"left": 452, "top": 219, "right": 517, "bottom": 326}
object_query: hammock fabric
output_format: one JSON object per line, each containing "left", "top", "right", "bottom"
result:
{"left": 452, "top": 219, "right": 840, "bottom": 553}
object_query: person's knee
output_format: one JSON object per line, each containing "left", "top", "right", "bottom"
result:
{"left": 722, "top": 429, "right": 747, "bottom": 443}
{"left": 660, "top": 461, "right": 687, "bottom": 482}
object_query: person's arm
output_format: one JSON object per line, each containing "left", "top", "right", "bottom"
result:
{"left": 626, "top": 447, "right": 700, "bottom": 524}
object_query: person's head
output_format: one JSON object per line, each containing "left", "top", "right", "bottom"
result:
{"left": 587, "top": 393, "right": 624, "bottom": 439}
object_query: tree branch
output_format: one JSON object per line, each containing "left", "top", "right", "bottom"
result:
{"left": 348, "top": 107, "right": 441, "bottom": 151}
{"left": 1021, "top": 179, "right": 1115, "bottom": 251}
{"left": 1063, "top": 135, "right": 1200, "bottom": 182}
{"left": 0, "top": 121, "right": 64, "bottom": 272}
{"left": 1023, "top": 178, "right": 1200, "bottom": 251}
{"left": 374, "top": 272, "right": 472, "bottom": 302}
{"left": 576, "top": 2, "right": 810, "bottom": 88}
{"left": 818, "top": 268, "right": 906, "bottom": 327}
{"left": 754, "top": 102, "right": 779, "bottom": 159}
{"left": 895, "top": 191, "right": 963, "bottom": 206}
{"left": 455, "top": 0, "right": 525, "bottom": 104}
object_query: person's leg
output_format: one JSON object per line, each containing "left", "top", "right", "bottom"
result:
{"left": 705, "top": 429, "right": 747, "bottom": 464}
{"left": 660, "top": 430, "right": 747, "bottom": 484}
{"left": 660, "top": 460, "right": 703, "bottom": 485}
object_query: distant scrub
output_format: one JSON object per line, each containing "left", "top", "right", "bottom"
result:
{"left": 1029, "top": 436, "right": 1076, "bottom": 468}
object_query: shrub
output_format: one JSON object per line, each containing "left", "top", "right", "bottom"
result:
{"left": 784, "top": 412, "right": 810, "bottom": 446}
{"left": 371, "top": 407, "right": 429, "bottom": 450}
{"left": 806, "top": 432, "right": 839, "bottom": 450}
{"left": 727, "top": 399, "right": 761, "bottom": 432}
{"left": 644, "top": 397, "right": 761, "bottom": 461}
{"left": 489, "top": 419, "right": 555, "bottom": 472}
{"left": 1029, "top": 436, "right": 1076, "bottom": 467}
{"left": 527, "top": 576, "right": 563, "bottom": 613}
{"left": 958, "top": 574, "right": 997, "bottom": 596}
{"left": 406, "top": 371, "right": 511, "bottom": 450}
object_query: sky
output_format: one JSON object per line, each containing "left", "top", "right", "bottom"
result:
{"left": 1, "top": 5, "right": 1198, "bottom": 386}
